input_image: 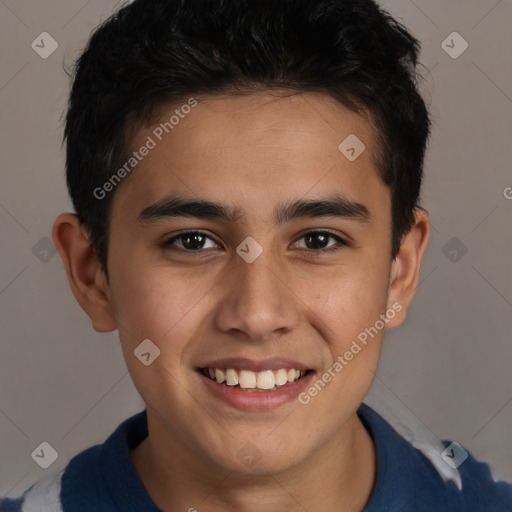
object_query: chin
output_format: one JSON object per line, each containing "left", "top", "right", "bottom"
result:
{"left": 207, "top": 439, "right": 305, "bottom": 476}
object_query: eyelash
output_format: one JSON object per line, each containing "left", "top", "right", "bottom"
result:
{"left": 161, "top": 230, "right": 349, "bottom": 257}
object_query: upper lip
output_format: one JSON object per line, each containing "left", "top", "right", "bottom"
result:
{"left": 197, "top": 357, "right": 311, "bottom": 372}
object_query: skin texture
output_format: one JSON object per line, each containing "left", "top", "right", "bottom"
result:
{"left": 53, "top": 91, "right": 430, "bottom": 511}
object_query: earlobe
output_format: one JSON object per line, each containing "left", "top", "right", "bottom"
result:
{"left": 386, "top": 207, "right": 430, "bottom": 329}
{"left": 52, "top": 213, "right": 117, "bottom": 332}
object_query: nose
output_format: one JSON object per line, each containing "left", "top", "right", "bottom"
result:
{"left": 214, "top": 242, "right": 301, "bottom": 342}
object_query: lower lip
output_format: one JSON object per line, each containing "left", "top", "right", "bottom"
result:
{"left": 197, "top": 370, "right": 315, "bottom": 411}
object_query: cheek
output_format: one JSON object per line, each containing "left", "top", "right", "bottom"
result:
{"left": 107, "top": 270, "right": 194, "bottom": 365}
{"left": 108, "top": 270, "right": 208, "bottom": 410}
{"left": 308, "top": 262, "right": 390, "bottom": 339}
{"left": 300, "top": 272, "right": 389, "bottom": 417}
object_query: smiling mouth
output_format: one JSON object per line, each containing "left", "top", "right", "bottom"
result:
{"left": 199, "top": 367, "right": 312, "bottom": 391}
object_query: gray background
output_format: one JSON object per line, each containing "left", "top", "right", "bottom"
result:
{"left": 1, "top": 0, "right": 511, "bottom": 497}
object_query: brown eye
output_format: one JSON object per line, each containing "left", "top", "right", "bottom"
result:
{"left": 162, "top": 231, "right": 220, "bottom": 252}
{"left": 293, "top": 230, "right": 348, "bottom": 254}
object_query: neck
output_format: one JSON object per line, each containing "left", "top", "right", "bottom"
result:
{"left": 130, "top": 412, "right": 376, "bottom": 512}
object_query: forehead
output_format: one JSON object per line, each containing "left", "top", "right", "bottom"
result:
{"left": 111, "top": 91, "right": 390, "bottom": 225}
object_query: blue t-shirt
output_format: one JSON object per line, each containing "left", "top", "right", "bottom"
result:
{"left": 1, "top": 403, "right": 511, "bottom": 511}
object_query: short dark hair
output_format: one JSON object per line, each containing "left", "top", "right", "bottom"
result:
{"left": 64, "top": 0, "right": 431, "bottom": 276}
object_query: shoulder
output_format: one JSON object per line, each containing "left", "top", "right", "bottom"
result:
{"left": 1, "top": 410, "right": 152, "bottom": 512}
{"left": 0, "top": 441, "right": 115, "bottom": 512}
{"left": 0, "top": 471, "right": 64, "bottom": 512}
{"left": 456, "top": 446, "right": 512, "bottom": 511}
{"left": 358, "top": 403, "right": 512, "bottom": 511}
{"left": 0, "top": 442, "right": 103, "bottom": 512}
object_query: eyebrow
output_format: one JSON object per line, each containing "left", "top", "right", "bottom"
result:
{"left": 137, "top": 193, "right": 371, "bottom": 226}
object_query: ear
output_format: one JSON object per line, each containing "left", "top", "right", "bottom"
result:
{"left": 52, "top": 213, "right": 117, "bottom": 332}
{"left": 385, "top": 207, "right": 430, "bottom": 328}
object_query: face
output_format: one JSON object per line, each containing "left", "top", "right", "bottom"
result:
{"left": 88, "top": 91, "right": 407, "bottom": 474}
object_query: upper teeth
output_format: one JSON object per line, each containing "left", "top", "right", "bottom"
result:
{"left": 206, "top": 368, "right": 305, "bottom": 390}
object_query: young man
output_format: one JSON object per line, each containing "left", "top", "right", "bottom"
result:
{"left": 2, "top": 0, "right": 511, "bottom": 510}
